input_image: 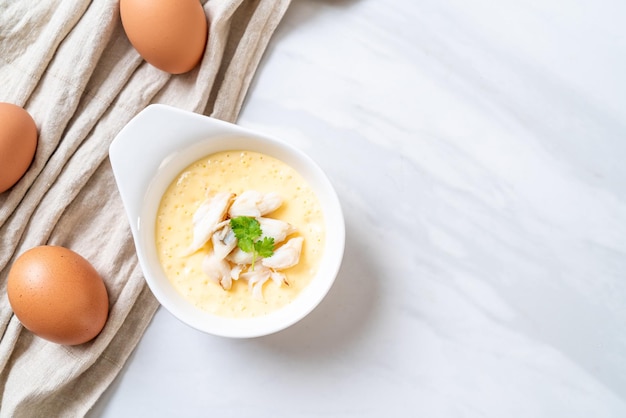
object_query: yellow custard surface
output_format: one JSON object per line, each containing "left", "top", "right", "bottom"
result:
{"left": 155, "top": 150, "right": 325, "bottom": 318}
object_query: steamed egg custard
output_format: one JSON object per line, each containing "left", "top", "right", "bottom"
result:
{"left": 155, "top": 150, "right": 325, "bottom": 318}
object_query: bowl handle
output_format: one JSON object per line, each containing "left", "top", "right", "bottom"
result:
{"left": 109, "top": 104, "right": 217, "bottom": 236}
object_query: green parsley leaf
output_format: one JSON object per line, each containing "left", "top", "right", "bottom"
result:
{"left": 254, "top": 237, "right": 275, "bottom": 258}
{"left": 230, "top": 216, "right": 262, "bottom": 242}
{"left": 238, "top": 237, "right": 254, "bottom": 253}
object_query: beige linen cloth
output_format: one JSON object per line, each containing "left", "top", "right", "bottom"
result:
{"left": 0, "top": 0, "right": 290, "bottom": 415}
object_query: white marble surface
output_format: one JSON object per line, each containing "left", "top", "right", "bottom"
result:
{"left": 91, "top": 0, "right": 626, "bottom": 416}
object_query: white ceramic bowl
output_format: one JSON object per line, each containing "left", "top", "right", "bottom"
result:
{"left": 109, "top": 104, "right": 344, "bottom": 338}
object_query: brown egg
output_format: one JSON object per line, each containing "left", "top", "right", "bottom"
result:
{"left": 0, "top": 102, "right": 38, "bottom": 193}
{"left": 120, "top": 0, "right": 208, "bottom": 74}
{"left": 7, "top": 246, "right": 109, "bottom": 346}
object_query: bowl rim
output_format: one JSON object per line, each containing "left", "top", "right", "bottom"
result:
{"left": 109, "top": 104, "right": 345, "bottom": 338}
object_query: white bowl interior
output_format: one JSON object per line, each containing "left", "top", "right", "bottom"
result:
{"left": 112, "top": 106, "right": 344, "bottom": 338}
